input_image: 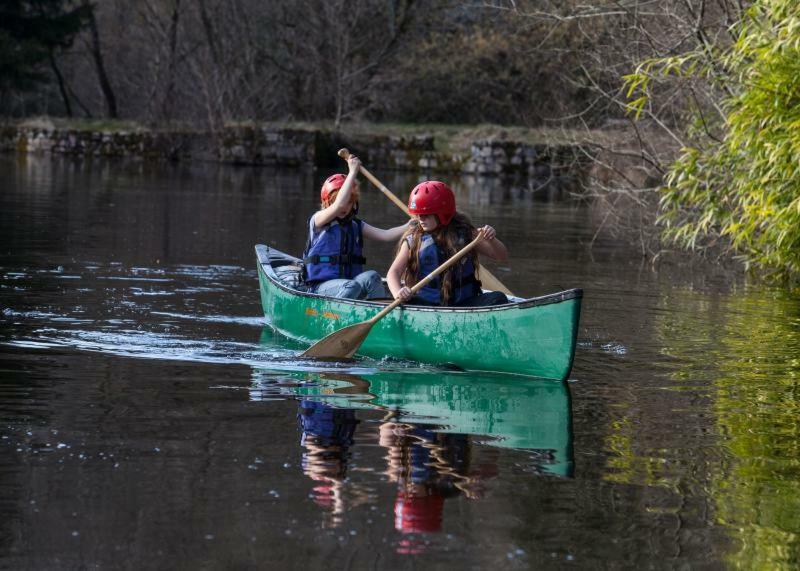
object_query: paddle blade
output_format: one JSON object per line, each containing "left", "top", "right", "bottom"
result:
{"left": 300, "top": 321, "right": 374, "bottom": 360}
{"left": 477, "top": 264, "right": 513, "bottom": 296}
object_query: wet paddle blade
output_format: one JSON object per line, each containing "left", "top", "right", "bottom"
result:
{"left": 300, "top": 321, "right": 374, "bottom": 359}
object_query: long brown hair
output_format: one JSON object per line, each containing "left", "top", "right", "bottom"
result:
{"left": 399, "top": 212, "right": 478, "bottom": 305}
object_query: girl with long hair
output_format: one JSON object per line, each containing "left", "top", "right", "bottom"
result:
{"left": 386, "top": 181, "right": 509, "bottom": 306}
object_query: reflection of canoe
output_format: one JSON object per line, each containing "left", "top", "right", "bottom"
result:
{"left": 251, "top": 369, "right": 574, "bottom": 477}
{"left": 256, "top": 245, "right": 582, "bottom": 379}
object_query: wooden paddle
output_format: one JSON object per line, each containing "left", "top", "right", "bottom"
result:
{"left": 338, "top": 148, "right": 514, "bottom": 296}
{"left": 301, "top": 232, "right": 486, "bottom": 360}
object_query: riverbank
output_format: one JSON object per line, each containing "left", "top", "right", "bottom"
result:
{"left": 0, "top": 117, "right": 609, "bottom": 180}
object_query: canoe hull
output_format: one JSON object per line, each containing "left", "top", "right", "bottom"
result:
{"left": 256, "top": 245, "right": 581, "bottom": 379}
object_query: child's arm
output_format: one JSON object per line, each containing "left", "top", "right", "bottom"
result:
{"left": 361, "top": 221, "right": 413, "bottom": 242}
{"left": 474, "top": 225, "right": 509, "bottom": 261}
{"left": 387, "top": 241, "right": 413, "bottom": 301}
{"left": 312, "top": 156, "right": 360, "bottom": 230}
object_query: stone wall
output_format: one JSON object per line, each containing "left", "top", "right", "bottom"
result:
{"left": 217, "top": 126, "right": 316, "bottom": 166}
{"left": 325, "top": 134, "right": 437, "bottom": 171}
{"left": 1, "top": 125, "right": 589, "bottom": 179}
{"left": 3, "top": 126, "right": 312, "bottom": 165}
{"left": 463, "top": 140, "right": 585, "bottom": 179}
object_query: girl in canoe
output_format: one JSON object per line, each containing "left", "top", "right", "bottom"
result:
{"left": 387, "top": 181, "right": 510, "bottom": 307}
{"left": 303, "top": 154, "right": 409, "bottom": 299}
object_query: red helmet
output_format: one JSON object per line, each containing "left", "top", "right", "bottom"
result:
{"left": 320, "top": 173, "right": 359, "bottom": 208}
{"left": 408, "top": 181, "right": 456, "bottom": 226}
{"left": 320, "top": 174, "right": 347, "bottom": 206}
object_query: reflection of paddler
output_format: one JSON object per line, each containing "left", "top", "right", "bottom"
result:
{"left": 381, "top": 420, "right": 494, "bottom": 495}
{"left": 298, "top": 400, "right": 360, "bottom": 527}
{"left": 299, "top": 399, "right": 359, "bottom": 449}
{"left": 379, "top": 418, "right": 498, "bottom": 543}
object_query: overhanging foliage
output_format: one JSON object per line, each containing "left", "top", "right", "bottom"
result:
{"left": 625, "top": 0, "right": 800, "bottom": 278}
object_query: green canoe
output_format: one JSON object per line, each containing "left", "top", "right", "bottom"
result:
{"left": 250, "top": 369, "right": 574, "bottom": 477}
{"left": 256, "top": 244, "right": 582, "bottom": 379}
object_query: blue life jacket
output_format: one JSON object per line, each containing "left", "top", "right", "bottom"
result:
{"left": 303, "top": 216, "right": 366, "bottom": 283}
{"left": 410, "top": 232, "right": 480, "bottom": 305}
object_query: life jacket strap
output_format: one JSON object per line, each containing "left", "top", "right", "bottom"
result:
{"left": 303, "top": 254, "right": 367, "bottom": 265}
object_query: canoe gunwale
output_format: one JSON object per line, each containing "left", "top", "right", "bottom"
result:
{"left": 255, "top": 244, "right": 583, "bottom": 312}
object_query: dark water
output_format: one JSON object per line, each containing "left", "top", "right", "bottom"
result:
{"left": 1, "top": 155, "right": 799, "bottom": 569}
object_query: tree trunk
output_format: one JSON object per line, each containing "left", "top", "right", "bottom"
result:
{"left": 160, "top": 0, "right": 181, "bottom": 121}
{"left": 48, "top": 49, "right": 73, "bottom": 117}
{"left": 86, "top": 3, "right": 118, "bottom": 118}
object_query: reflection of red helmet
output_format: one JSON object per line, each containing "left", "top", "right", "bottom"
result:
{"left": 311, "top": 485, "right": 335, "bottom": 508}
{"left": 321, "top": 174, "right": 347, "bottom": 205}
{"left": 394, "top": 490, "right": 444, "bottom": 534}
{"left": 408, "top": 181, "right": 456, "bottom": 226}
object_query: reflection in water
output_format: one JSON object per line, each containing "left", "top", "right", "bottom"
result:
{"left": 251, "top": 368, "right": 574, "bottom": 469}
{"left": 692, "top": 291, "right": 800, "bottom": 570}
{"left": 379, "top": 420, "right": 498, "bottom": 554}
{"left": 297, "top": 400, "right": 360, "bottom": 528}
{"left": 252, "top": 367, "right": 574, "bottom": 543}
{"left": 596, "top": 287, "right": 800, "bottom": 570}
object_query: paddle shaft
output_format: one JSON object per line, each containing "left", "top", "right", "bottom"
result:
{"left": 338, "top": 148, "right": 409, "bottom": 214}
{"left": 338, "top": 148, "right": 514, "bottom": 297}
{"left": 369, "top": 234, "right": 484, "bottom": 323}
